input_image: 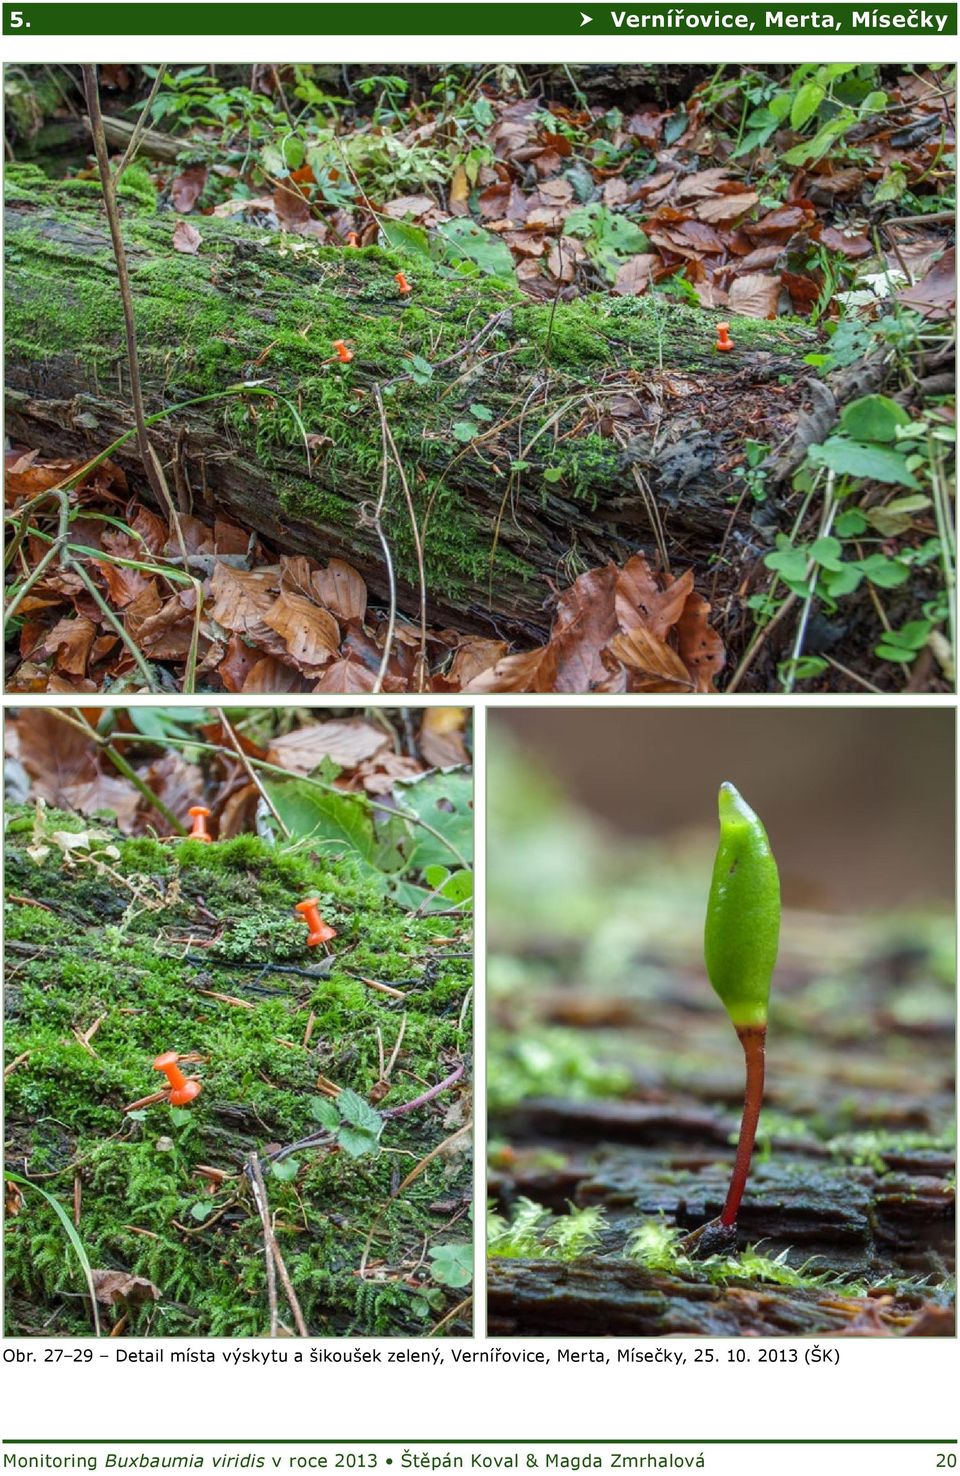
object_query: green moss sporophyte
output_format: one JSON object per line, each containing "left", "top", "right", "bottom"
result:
{"left": 686, "top": 782, "right": 781, "bottom": 1257}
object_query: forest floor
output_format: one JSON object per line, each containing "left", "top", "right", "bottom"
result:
{"left": 485, "top": 741, "right": 955, "bottom": 1337}
{"left": 4, "top": 63, "right": 956, "bottom": 693}
{"left": 4, "top": 707, "right": 473, "bottom": 1337}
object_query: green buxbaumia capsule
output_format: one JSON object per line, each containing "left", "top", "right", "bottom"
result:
{"left": 685, "top": 782, "right": 781, "bottom": 1257}
{"left": 704, "top": 781, "right": 780, "bottom": 1031}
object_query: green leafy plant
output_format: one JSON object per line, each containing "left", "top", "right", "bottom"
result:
{"left": 726, "top": 63, "right": 886, "bottom": 165}
{"left": 684, "top": 783, "right": 780, "bottom": 1256}
{"left": 731, "top": 439, "right": 770, "bottom": 505}
{"left": 379, "top": 215, "right": 514, "bottom": 281}
{"left": 742, "top": 385, "right": 954, "bottom": 693}
{"left": 428, "top": 1242, "right": 473, "bottom": 1288}
{"left": 312, "top": 1088, "right": 385, "bottom": 1157}
{"left": 809, "top": 394, "right": 920, "bottom": 489}
{"left": 563, "top": 203, "right": 650, "bottom": 283}
{"left": 263, "top": 765, "right": 472, "bottom": 912}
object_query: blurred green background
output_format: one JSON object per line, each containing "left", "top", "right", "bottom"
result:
{"left": 490, "top": 707, "right": 954, "bottom": 912}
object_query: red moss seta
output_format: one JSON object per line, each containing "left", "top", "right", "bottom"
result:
{"left": 720, "top": 1024, "right": 766, "bottom": 1229}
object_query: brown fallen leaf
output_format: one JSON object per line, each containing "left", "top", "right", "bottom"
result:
{"left": 267, "top": 718, "right": 388, "bottom": 772}
{"left": 420, "top": 707, "right": 469, "bottom": 769}
{"left": 11, "top": 710, "right": 140, "bottom": 829}
{"left": 170, "top": 165, "right": 207, "bottom": 213}
{"left": 464, "top": 643, "right": 558, "bottom": 693}
{"left": 241, "top": 656, "right": 302, "bottom": 693}
{"left": 608, "top": 624, "right": 695, "bottom": 690}
{"left": 138, "top": 751, "right": 205, "bottom": 824}
{"left": 613, "top": 254, "right": 658, "bottom": 296}
{"left": 94, "top": 552, "right": 152, "bottom": 609}
{"left": 127, "top": 502, "right": 170, "bottom": 554}
{"left": 694, "top": 191, "right": 759, "bottom": 224}
{"left": 446, "top": 638, "right": 508, "bottom": 689}
{"left": 91, "top": 1270, "right": 161, "bottom": 1307}
{"left": 820, "top": 225, "right": 871, "bottom": 259}
{"left": 207, "top": 562, "right": 277, "bottom": 632}
{"left": 898, "top": 246, "right": 955, "bottom": 319}
{"left": 217, "top": 632, "right": 260, "bottom": 692}
{"left": 675, "top": 591, "right": 726, "bottom": 692}
{"left": 382, "top": 193, "right": 439, "bottom": 222}
{"left": 550, "top": 564, "right": 619, "bottom": 692}
{"left": 262, "top": 590, "right": 340, "bottom": 669}
{"left": 449, "top": 165, "right": 470, "bottom": 216}
{"left": 727, "top": 271, "right": 782, "bottom": 319}
{"left": 172, "top": 220, "right": 201, "bottom": 255}
{"left": 312, "top": 558, "right": 367, "bottom": 624}
{"left": 616, "top": 556, "right": 693, "bottom": 640}
{"left": 125, "top": 585, "right": 196, "bottom": 661}
{"left": 41, "top": 615, "right": 97, "bottom": 678}
{"left": 356, "top": 749, "right": 424, "bottom": 795}
{"left": 218, "top": 783, "right": 260, "bottom": 838}
{"left": 312, "top": 656, "right": 379, "bottom": 693}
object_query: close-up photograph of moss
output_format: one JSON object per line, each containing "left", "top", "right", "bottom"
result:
{"left": 4, "top": 62, "right": 955, "bottom": 693}
{"left": 3, "top": 704, "right": 473, "bottom": 1337}
{"left": 486, "top": 707, "right": 955, "bottom": 1336}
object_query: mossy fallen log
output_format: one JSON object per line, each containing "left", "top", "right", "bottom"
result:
{"left": 3, "top": 803, "right": 472, "bottom": 1337}
{"left": 6, "top": 166, "right": 818, "bottom": 637}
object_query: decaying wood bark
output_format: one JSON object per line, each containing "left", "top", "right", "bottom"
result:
{"left": 487, "top": 1258, "right": 952, "bottom": 1337}
{"left": 6, "top": 178, "right": 825, "bottom": 638}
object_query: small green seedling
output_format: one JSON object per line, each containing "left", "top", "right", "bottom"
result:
{"left": 685, "top": 782, "right": 781, "bottom": 1256}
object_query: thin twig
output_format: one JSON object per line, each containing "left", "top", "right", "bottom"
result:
{"left": 428, "top": 1294, "right": 472, "bottom": 1338}
{"left": 380, "top": 1061, "right": 464, "bottom": 1119}
{"left": 384, "top": 1014, "right": 407, "bottom": 1081}
{"left": 215, "top": 707, "right": 291, "bottom": 838}
{"left": 365, "top": 396, "right": 399, "bottom": 693}
{"left": 375, "top": 387, "right": 428, "bottom": 690}
{"left": 246, "top": 1152, "right": 279, "bottom": 1336}
{"left": 68, "top": 710, "right": 184, "bottom": 832}
{"left": 115, "top": 66, "right": 169, "bottom": 186}
{"left": 246, "top": 1152, "right": 308, "bottom": 1336}
{"left": 81, "top": 67, "right": 175, "bottom": 531}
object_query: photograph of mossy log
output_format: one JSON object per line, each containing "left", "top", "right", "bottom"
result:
{"left": 4, "top": 170, "right": 810, "bottom": 640}
{"left": 4, "top": 705, "right": 473, "bottom": 1337}
{"left": 5, "top": 63, "right": 954, "bottom": 693}
{"left": 486, "top": 708, "right": 955, "bottom": 1336}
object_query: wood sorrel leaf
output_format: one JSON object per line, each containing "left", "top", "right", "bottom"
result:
{"left": 703, "top": 782, "right": 780, "bottom": 1028}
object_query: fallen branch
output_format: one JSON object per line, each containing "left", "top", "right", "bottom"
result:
{"left": 266, "top": 1060, "right": 465, "bottom": 1166}
{"left": 245, "top": 1150, "right": 308, "bottom": 1336}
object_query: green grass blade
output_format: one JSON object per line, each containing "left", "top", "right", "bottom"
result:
{"left": 7, "top": 1173, "right": 102, "bottom": 1336}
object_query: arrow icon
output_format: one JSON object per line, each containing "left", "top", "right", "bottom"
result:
{"left": 580, "top": 10, "right": 593, "bottom": 22}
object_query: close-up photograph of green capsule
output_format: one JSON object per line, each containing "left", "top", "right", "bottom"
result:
{"left": 485, "top": 708, "right": 955, "bottom": 1338}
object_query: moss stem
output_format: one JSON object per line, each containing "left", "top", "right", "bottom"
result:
{"left": 720, "top": 1024, "right": 766, "bottom": 1230}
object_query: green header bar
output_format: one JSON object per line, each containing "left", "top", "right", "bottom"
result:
{"left": 3, "top": 1, "right": 956, "bottom": 36}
